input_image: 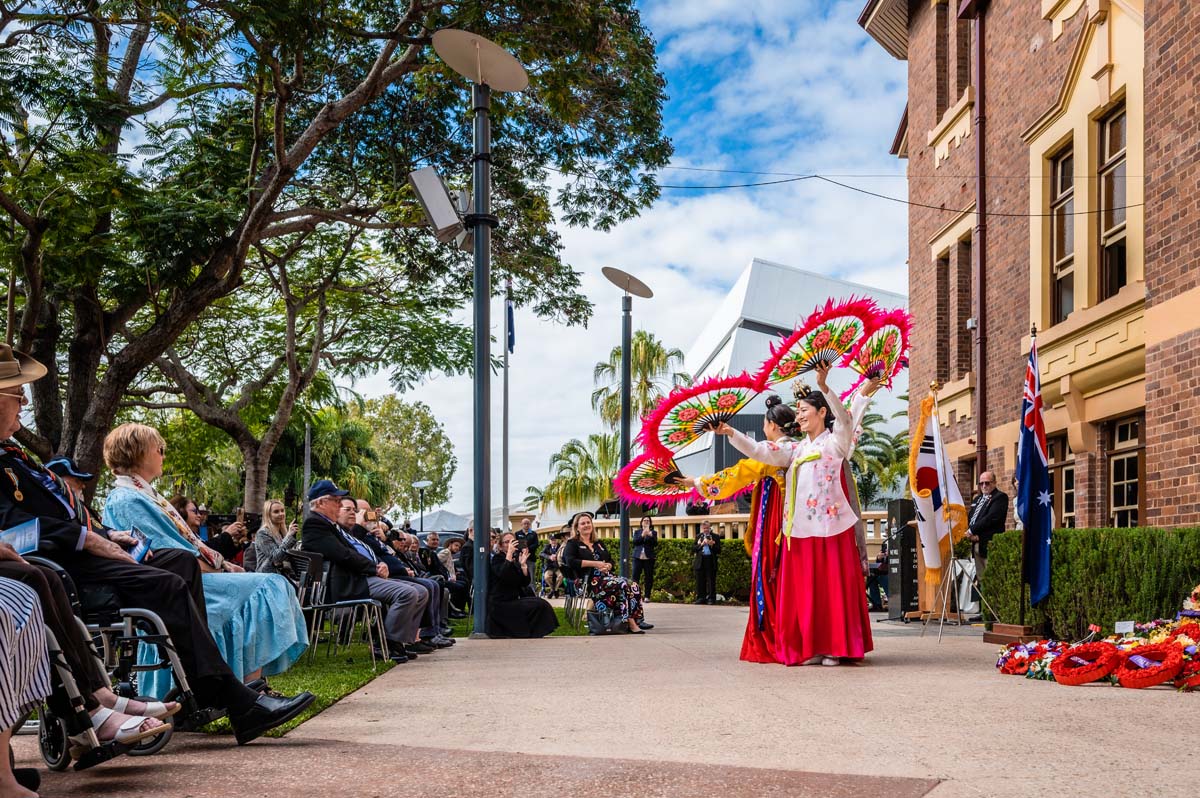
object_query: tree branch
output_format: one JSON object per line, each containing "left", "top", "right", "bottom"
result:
{"left": 130, "top": 81, "right": 248, "bottom": 114}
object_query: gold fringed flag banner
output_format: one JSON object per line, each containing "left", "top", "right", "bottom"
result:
{"left": 908, "top": 395, "right": 968, "bottom": 584}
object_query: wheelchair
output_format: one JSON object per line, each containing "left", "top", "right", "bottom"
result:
{"left": 22, "top": 556, "right": 224, "bottom": 770}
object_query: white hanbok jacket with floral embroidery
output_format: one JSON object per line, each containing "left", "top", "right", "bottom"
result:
{"left": 727, "top": 385, "right": 872, "bottom": 540}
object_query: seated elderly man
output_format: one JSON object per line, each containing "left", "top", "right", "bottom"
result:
{"left": 393, "top": 530, "right": 454, "bottom": 646}
{"left": 345, "top": 498, "right": 452, "bottom": 650}
{"left": 300, "top": 482, "right": 429, "bottom": 662}
{"left": 0, "top": 344, "right": 313, "bottom": 745}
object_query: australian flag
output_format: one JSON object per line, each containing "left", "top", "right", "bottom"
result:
{"left": 1016, "top": 339, "right": 1052, "bottom": 605}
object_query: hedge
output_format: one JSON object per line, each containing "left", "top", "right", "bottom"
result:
{"left": 983, "top": 527, "right": 1200, "bottom": 639}
{"left": 548, "top": 538, "right": 751, "bottom": 603}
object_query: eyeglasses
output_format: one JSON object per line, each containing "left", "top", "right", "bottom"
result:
{"left": 0, "top": 392, "right": 29, "bottom": 406}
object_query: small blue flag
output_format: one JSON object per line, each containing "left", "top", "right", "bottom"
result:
{"left": 506, "top": 297, "right": 515, "bottom": 354}
{"left": 1016, "top": 339, "right": 1052, "bottom": 605}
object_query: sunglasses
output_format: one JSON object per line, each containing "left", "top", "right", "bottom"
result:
{"left": 978, "top": 480, "right": 993, "bottom": 486}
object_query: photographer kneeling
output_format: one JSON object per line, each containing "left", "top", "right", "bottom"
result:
{"left": 486, "top": 533, "right": 558, "bottom": 638}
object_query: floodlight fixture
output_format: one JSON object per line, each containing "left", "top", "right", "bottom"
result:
{"left": 408, "top": 167, "right": 464, "bottom": 243}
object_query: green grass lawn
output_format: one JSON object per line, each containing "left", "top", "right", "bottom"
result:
{"left": 203, "top": 643, "right": 394, "bottom": 738}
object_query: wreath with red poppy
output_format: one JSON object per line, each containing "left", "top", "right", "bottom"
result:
{"left": 1049, "top": 642, "right": 1122, "bottom": 686}
{"left": 1175, "top": 659, "right": 1200, "bottom": 691}
{"left": 1111, "top": 643, "right": 1183, "bottom": 689}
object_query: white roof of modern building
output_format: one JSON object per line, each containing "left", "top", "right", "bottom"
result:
{"left": 677, "top": 257, "right": 909, "bottom": 460}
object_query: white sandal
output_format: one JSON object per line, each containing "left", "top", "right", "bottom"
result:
{"left": 90, "top": 707, "right": 167, "bottom": 746}
{"left": 111, "top": 695, "right": 181, "bottom": 720}
{"left": 821, "top": 656, "right": 840, "bottom": 667}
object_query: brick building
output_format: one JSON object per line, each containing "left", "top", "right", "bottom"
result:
{"left": 861, "top": 1, "right": 1197, "bottom": 528}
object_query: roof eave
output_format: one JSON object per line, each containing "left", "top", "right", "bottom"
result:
{"left": 858, "top": 0, "right": 909, "bottom": 61}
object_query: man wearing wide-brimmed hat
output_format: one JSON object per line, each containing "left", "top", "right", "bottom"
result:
{"left": 0, "top": 342, "right": 314, "bottom": 745}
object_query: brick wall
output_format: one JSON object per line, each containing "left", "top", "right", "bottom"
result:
{"left": 1143, "top": 4, "right": 1200, "bottom": 526}
{"left": 905, "top": 1, "right": 1078, "bottom": 533}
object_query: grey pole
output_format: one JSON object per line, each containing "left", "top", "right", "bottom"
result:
{"left": 419, "top": 488, "right": 425, "bottom": 537}
{"left": 302, "top": 422, "right": 312, "bottom": 519}
{"left": 468, "top": 82, "right": 495, "bottom": 638}
{"left": 619, "top": 293, "right": 632, "bottom": 578}
{"left": 502, "top": 277, "right": 511, "bottom": 535}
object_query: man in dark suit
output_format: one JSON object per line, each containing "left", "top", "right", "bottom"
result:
{"left": 300, "top": 481, "right": 428, "bottom": 661}
{"left": 0, "top": 343, "right": 312, "bottom": 745}
{"left": 692, "top": 520, "right": 722, "bottom": 605}
{"left": 968, "top": 471, "right": 1009, "bottom": 580}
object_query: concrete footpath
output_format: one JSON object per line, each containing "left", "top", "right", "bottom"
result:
{"left": 15, "top": 603, "right": 1198, "bottom": 797}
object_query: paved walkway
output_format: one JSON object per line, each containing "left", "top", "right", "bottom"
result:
{"left": 14, "top": 603, "right": 1197, "bottom": 796}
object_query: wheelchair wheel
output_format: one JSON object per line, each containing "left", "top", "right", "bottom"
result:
{"left": 127, "top": 724, "right": 172, "bottom": 757}
{"left": 38, "top": 709, "right": 72, "bottom": 772}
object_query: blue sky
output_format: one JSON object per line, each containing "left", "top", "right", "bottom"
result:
{"left": 367, "top": 0, "right": 910, "bottom": 520}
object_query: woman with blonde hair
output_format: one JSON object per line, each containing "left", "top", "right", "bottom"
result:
{"left": 101, "top": 423, "right": 308, "bottom": 697}
{"left": 253, "top": 499, "right": 299, "bottom": 576}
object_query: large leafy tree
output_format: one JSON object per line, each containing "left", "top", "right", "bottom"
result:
{"left": 0, "top": 1, "right": 671, "bottom": 475}
{"left": 347, "top": 395, "right": 455, "bottom": 515}
{"left": 591, "top": 329, "right": 690, "bottom": 428}
{"left": 850, "top": 408, "right": 910, "bottom": 509}
{"left": 541, "top": 431, "right": 618, "bottom": 511}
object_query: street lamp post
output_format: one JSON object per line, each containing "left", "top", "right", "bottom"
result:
{"left": 412, "top": 480, "right": 433, "bottom": 538}
{"left": 601, "top": 267, "right": 654, "bottom": 579}
{"left": 431, "top": 30, "right": 528, "bottom": 638}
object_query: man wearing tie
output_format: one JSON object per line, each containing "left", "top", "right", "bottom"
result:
{"left": 968, "top": 471, "right": 1009, "bottom": 580}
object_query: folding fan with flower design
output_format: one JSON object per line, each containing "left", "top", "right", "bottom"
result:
{"left": 612, "top": 452, "right": 699, "bottom": 508}
{"left": 841, "top": 307, "right": 912, "bottom": 398}
{"left": 639, "top": 373, "right": 760, "bottom": 461}
{"left": 754, "top": 297, "right": 879, "bottom": 388}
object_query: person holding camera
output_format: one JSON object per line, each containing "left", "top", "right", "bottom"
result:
{"left": 631, "top": 516, "right": 659, "bottom": 600}
{"left": 486, "top": 532, "right": 558, "bottom": 638}
{"left": 692, "top": 520, "right": 722, "bottom": 605}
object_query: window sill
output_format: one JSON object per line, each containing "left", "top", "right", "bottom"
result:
{"left": 926, "top": 87, "right": 974, "bottom": 167}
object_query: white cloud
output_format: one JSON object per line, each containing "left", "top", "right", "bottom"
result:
{"left": 351, "top": 0, "right": 908, "bottom": 520}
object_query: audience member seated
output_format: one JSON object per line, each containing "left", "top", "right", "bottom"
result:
{"left": 486, "top": 533, "right": 558, "bottom": 639}
{"left": 345, "top": 500, "right": 452, "bottom": 650}
{"left": 539, "top": 532, "right": 566, "bottom": 598}
{"left": 436, "top": 537, "right": 470, "bottom": 616}
{"left": 560, "top": 512, "right": 649, "bottom": 634}
{"left": 396, "top": 531, "right": 454, "bottom": 645}
{"left": 0, "top": 544, "right": 171, "bottom": 749}
{"left": 101, "top": 423, "right": 309, "bottom": 697}
{"left": 0, "top": 344, "right": 313, "bottom": 745}
{"left": 206, "top": 515, "right": 250, "bottom": 567}
{"left": 253, "top": 499, "right": 300, "bottom": 577}
{"left": 1, "top": 576, "right": 50, "bottom": 798}
{"left": 300, "top": 481, "right": 428, "bottom": 662}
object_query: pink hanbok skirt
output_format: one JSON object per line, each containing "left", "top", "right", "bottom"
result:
{"left": 774, "top": 527, "right": 873, "bottom": 665}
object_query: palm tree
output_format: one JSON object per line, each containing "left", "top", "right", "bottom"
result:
{"left": 851, "top": 410, "right": 910, "bottom": 507}
{"left": 591, "top": 330, "right": 691, "bottom": 428}
{"left": 541, "top": 432, "right": 620, "bottom": 511}
{"left": 523, "top": 485, "right": 544, "bottom": 514}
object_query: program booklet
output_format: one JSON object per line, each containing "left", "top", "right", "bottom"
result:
{"left": 0, "top": 519, "right": 40, "bottom": 555}
{"left": 128, "top": 526, "right": 152, "bottom": 563}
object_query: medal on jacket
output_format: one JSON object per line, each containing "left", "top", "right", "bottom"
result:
{"left": 4, "top": 468, "right": 23, "bottom": 501}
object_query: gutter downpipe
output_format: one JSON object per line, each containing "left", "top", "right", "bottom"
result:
{"left": 963, "top": 0, "right": 989, "bottom": 475}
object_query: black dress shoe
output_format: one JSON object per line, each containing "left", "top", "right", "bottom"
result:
{"left": 637, "top": 621, "right": 654, "bottom": 630}
{"left": 375, "top": 646, "right": 410, "bottom": 663}
{"left": 14, "top": 768, "right": 40, "bottom": 791}
{"left": 406, "top": 641, "right": 435, "bottom": 654}
{"left": 448, "top": 609, "right": 468, "bottom": 619}
{"left": 231, "top": 691, "right": 316, "bottom": 745}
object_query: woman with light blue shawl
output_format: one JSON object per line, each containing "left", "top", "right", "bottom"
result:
{"left": 100, "top": 423, "right": 308, "bottom": 699}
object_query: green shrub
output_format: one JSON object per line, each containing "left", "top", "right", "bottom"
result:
{"left": 983, "top": 527, "right": 1200, "bottom": 639}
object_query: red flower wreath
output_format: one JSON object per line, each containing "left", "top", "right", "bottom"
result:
{"left": 1114, "top": 643, "right": 1184, "bottom": 689}
{"left": 1049, "top": 642, "right": 1121, "bottom": 686}
{"left": 1175, "top": 659, "right": 1200, "bottom": 691}
{"left": 1173, "top": 622, "right": 1200, "bottom": 640}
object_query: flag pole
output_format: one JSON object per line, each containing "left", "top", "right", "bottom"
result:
{"left": 502, "top": 277, "right": 511, "bottom": 535}
{"left": 1018, "top": 324, "right": 1037, "bottom": 628}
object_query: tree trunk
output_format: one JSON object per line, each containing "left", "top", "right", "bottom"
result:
{"left": 242, "top": 444, "right": 271, "bottom": 512}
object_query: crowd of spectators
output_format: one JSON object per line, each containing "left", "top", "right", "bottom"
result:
{"left": 0, "top": 343, "right": 543, "bottom": 794}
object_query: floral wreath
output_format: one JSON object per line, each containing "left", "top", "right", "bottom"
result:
{"left": 1048, "top": 642, "right": 1122, "bottom": 686}
{"left": 1114, "top": 643, "right": 1184, "bottom": 689}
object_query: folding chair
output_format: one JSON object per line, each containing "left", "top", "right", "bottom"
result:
{"left": 289, "top": 552, "right": 388, "bottom": 669}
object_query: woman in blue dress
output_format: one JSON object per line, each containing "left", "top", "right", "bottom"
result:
{"left": 100, "top": 423, "right": 308, "bottom": 699}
